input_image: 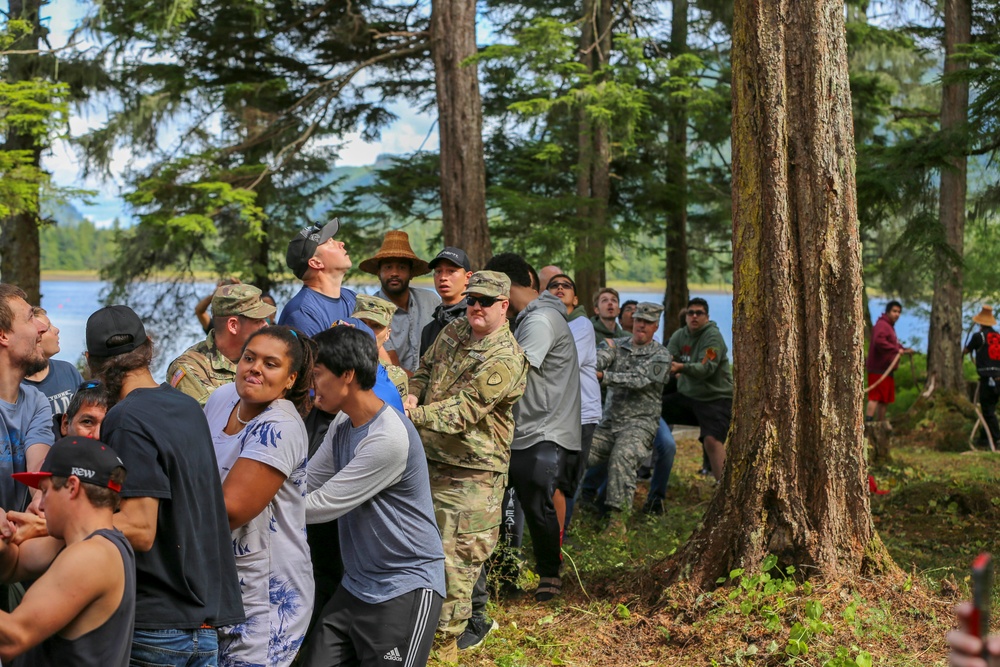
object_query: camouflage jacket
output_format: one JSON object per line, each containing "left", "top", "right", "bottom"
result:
{"left": 408, "top": 318, "right": 528, "bottom": 473}
{"left": 596, "top": 336, "right": 672, "bottom": 435}
{"left": 381, "top": 360, "right": 409, "bottom": 400}
{"left": 166, "top": 330, "right": 235, "bottom": 406}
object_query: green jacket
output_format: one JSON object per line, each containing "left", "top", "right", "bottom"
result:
{"left": 665, "top": 321, "right": 733, "bottom": 402}
{"left": 590, "top": 316, "right": 623, "bottom": 343}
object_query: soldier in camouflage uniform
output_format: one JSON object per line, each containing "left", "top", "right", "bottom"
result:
{"left": 404, "top": 271, "right": 529, "bottom": 656}
{"left": 352, "top": 294, "right": 408, "bottom": 399}
{"left": 588, "top": 302, "right": 672, "bottom": 529}
{"left": 166, "top": 284, "right": 274, "bottom": 405}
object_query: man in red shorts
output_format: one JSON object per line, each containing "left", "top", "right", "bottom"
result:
{"left": 865, "top": 300, "right": 914, "bottom": 422}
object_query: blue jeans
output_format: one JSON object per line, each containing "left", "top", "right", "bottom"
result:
{"left": 130, "top": 628, "right": 218, "bottom": 667}
{"left": 577, "top": 419, "right": 676, "bottom": 506}
{"left": 648, "top": 418, "right": 677, "bottom": 501}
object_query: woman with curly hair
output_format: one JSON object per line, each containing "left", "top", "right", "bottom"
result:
{"left": 203, "top": 325, "right": 315, "bottom": 666}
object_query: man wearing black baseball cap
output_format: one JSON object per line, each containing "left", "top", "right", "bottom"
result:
{"left": 419, "top": 247, "right": 474, "bottom": 357}
{"left": 85, "top": 305, "right": 244, "bottom": 664}
{"left": 278, "top": 218, "right": 359, "bottom": 337}
{"left": 0, "top": 436, "right": 134, "bottom": 666}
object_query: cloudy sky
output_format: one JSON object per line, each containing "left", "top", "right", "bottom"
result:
{"left": 43, "top": 0, "right": 439, "bottom": 227}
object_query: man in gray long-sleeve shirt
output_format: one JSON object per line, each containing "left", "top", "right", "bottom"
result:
{"left": 302, "top": 326, "right": 444, "bottom": 667}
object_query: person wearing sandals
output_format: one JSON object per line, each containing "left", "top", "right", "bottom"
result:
{"left": 483, "top": 254, "right": 581, "bottom": 606}
{"left": 203, "top": 326, "right": 315, "bottom": 666}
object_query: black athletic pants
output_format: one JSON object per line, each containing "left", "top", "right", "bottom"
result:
{"left": 300, "top": 584, "right": 442, "bottom": 667}
{"left": 980, "top": 377, "right": 1000, "bottom": 444}
{"left": 506, "top": 441, "right": 566, "bottom": 578}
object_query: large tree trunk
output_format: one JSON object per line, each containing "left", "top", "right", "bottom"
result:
{"left": 926, "top": 0, "right": 972, "bottom": 394}
{"left": 662, "top": 0, "right": 690, "bottom": 338}
{"left": 574, "top": 0, "right": 611, "bottom": 312}
{"left": 663, "top": 0, "right": 893, "bottom": 588}
{"left": 1, "top": 0, "right": 44, "bottom": 304}
{"left": 430, "top": 0, "right": 492, "bottom": 269}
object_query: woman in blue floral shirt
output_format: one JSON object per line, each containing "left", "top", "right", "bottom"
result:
{"left": 204, "top": 326, "right": 315, "bottom": 666}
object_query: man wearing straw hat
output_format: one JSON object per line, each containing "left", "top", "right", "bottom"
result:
{"left": 964, "top": 305, "right": 1000, "bottom": 446}
{"left": 363, "top": 231, "right": 440, "bottom": 375}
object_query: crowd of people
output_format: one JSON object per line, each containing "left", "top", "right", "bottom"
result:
{"left": 0, "top": 218, "right": 995, "bottom": 665}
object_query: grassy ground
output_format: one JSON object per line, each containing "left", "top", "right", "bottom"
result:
{"left": 432, "top": 435, "right": 1000, "bottom": 666}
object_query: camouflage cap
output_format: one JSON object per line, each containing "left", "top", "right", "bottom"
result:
{"left": 634, "top": 302, "right": 664, "bottom": 323}
{"left": 352, "top": 294, "right": 397, "bottom": 328}
{"left": 463, "top": 271, "right": 510, "bottom": 299}
{"left": 212, "top": 284, "right": 277, "bottom": 320}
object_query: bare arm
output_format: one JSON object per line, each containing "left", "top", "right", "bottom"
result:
{"left": 113, "top": 497, "right": 160, "bottom": 552}
{"left": 0, "top": 539, "right": 115, "bottom": 662}
{"left": 221, "top": 458, "right": 286, "bottom": 531}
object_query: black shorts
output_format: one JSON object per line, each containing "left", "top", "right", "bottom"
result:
{"left": 301, "top": 584, "right": 442, "bottom": 667}
{"left": 661, "top": 393, "right": 732, "bottom": 444}
{"left": 556, "top": 424, "right": 597, "bottom": 496}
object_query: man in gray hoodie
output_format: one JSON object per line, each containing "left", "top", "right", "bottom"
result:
{"left": 484, "top": 253, "right": 581, "bottom": 604}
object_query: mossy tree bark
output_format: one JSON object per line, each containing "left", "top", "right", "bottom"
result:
{"left": 926, "top": 0, "right": 972, "bottom": 395}
{"left": 663, "top": 0, "right": 896, "bottom": 587}
{"left": 430, "top": 0, "right": 492, "bottom": 269}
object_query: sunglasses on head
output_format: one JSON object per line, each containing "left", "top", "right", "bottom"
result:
{"left": 78, "top": 380, "right": 101, "bottom": 390}
{"left": 687, "top": 309, "right": 707, "bottom": 317}
{"left": 547, "top": 282, "right": 574, "bottom": 291}
{"left": 466, "top": 295, "right": 501, "bottom": 308}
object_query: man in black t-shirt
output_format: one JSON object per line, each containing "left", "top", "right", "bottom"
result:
{"left": 86, "top": 305, "right": 244, "bottom": 665}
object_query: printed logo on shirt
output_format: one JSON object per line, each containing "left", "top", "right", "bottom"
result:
{"left": 701, "top": 348, "right": 718, "bottom": 363}
{"left": 383, "top": 647, "right": 403, "bottom": 662}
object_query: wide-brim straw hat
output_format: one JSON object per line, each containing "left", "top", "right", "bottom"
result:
{"left": 973, "top": 305, "right": 997, "bottom": 327}
{"left": 358, "top": 231, "right": 430, "bottom": 277}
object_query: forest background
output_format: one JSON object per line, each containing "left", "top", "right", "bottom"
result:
{"left": 3, "top": 0, "right": 998, "bottom": 346}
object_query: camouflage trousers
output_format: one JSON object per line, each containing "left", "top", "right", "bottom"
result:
{"left": 427, "top": 461, "right": 506, "bottom": 638}
{"left": 587, "top": 424, "right": 656, "bottom": 512}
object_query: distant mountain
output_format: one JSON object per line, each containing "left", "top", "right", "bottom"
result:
{"left": 41, "top": 198, "right": 88, "bottom": 227}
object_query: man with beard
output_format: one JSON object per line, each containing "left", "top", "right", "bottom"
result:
{"left": 0, "top": 285, "right": 53, "bottom": 614}
{"left": 21, "top": 307, "right": 84, "bottom": 420}
{"left": 419, "top": 247, "right": 473, "bottom": 357}
{"left": 363, "top": 231, "right": 440, "bottom": 374}
{"left": 0, "top": 285, "right": 53, "bottom": 515}
{"left": 85, "top": 305, "right": 243, "bottom": 664}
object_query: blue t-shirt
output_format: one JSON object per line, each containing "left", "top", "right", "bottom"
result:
{"left": 22, "top": 360, "right": 84, "bottom": 417}
{"left": 307, "top": 406, "right": 445, "bottom": 603}
{"left": 278, "top": 286, "right": 357, "bottom": 338}
{"left": 0, "top": 386, "right": 54, "bottom": 510}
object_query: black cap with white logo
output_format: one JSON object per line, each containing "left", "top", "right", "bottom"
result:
{"left": 13, "top": 436, "right": 126, "bottom": 492}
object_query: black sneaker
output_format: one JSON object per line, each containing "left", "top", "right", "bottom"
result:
{"left": 457, "top": 615, "right": 498, "bottom": 651}
{"left": 643, "top": 497, "right": 664, "bottom": 515}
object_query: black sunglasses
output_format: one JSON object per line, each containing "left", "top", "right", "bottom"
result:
{"left": 466, "top": 295, "right": 501, "bottom": 309}
{"left": 78, "top": 380, "right": 101, "bottom": 390}
{"left": 547, "top": 282, "right": 574, "bottom": 291}
{"left": 687, "top": 309, "right": 707, "bottom": 317}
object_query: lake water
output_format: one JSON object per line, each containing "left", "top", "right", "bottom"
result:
{"left": 39, "top": 280, "right": 936, "bottom": 378}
